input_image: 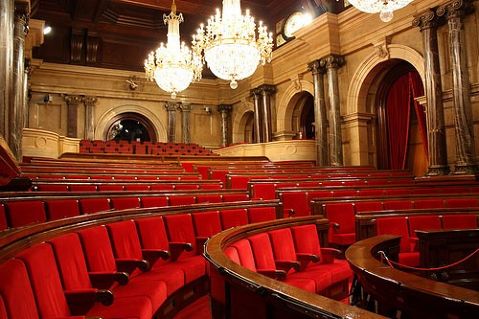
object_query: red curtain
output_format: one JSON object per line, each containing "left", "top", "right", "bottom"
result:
{"left": 409, "top": 72, "right": 428, "bottom": 157}
{"left": 386, "top": 73, "right": 411, "bottom": 169}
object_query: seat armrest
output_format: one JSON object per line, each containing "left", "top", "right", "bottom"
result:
{"left": 65, "top": 289, "right": 113, "bottom": 315}
{"left": 257, "top": 268, "right": 287, "bottom": 280}
{"left": 275, "top": 260, "right": 301, "bottom": 273}
{"left": 169, "top": 242, "right": 193, "bottom": 261}
{"left": 89, "top": 271, "right": 129, "bottom": 289}
{"left": 320, "top": 248, "right": 342, "bottom": 263}
{"left": 142, "top": 249, "right": 170, "bottom": 262}
{"left": 296, "top": 253, "right": 319, "bottom": 270}
{"left": 116, "top": 258, "right": 150, "bottom": 273}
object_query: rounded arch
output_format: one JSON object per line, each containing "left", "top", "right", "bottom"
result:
{"left": 346, "top": 44, "right": 425, "bottom": 115}
{"left": 95, "top": 104, "right": 167, "bottom": 141}
{"left": 232, "top": 101, "right": 254, "bottom": 144}
{"left": 276, "top": 80, "right": 314, "bottom": 132}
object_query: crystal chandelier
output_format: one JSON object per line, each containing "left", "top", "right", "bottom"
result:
{"left": 348, "top": 0, "right": 413, "bottom": 22}
{"left": 192, "top": 0, "right": 273, "bottom": 89}
{"left": 144, "top": 0, "right": 202, "bottom": 99}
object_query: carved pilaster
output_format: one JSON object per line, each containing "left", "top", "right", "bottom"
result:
{"left": 258, "top": 84, "right": 276, "bottom": 143}
{"left": 413, "top": 9, "right": 449, "bottom": 176}
{"left": 218, "top": 104, "right": 232, "bottom": 147}
{"left": 251, "top": 88, "right": 262, "bottom": 143}
{"left": 64, "top": 95, "right": 83, "bottom": 138}
{"left": 322, "top": 54, "right": 345, "bottom": 166}
{"left": 83, "top": 96, "right": 97, "bottom": 140}
{"left": 179, "top": 103, "right": 191, "bottom": 144}
{"left": 437, "top": 0, "right": 476, "bottom": 174}
{"left": 165, "top": 102, "right": 178, "bottom": 143}
{"left": 308, "top": 59, "right": 329, "bottom": 167}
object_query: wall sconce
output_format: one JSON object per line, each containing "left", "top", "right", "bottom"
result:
{"left": 204, "top": 106, "right": 212, "bottom": 114}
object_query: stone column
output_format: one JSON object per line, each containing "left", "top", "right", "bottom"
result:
{"left": 8, "top": 1, "right": 28, "bottom": 159}
{"left": 259, "top": 85, "right": 276, "bottom": 143}
{"left": 179, "top": 103, "right": 191, "bottom": 144}
{"left": 322, "top": 54, "right": 345, "bottom": 166}
{"left": 165, "top": 102, "right": 178, "bottom": 143}
{"left": 83, "top": 96, "right": 97, "bottom": 140}
{"left": 23, "top": 58, "right": 31, "bottom": 129}
{"left": 413, "top": 9, "right": 449, "bottom": 176}
{"left": 218, "top": 104, "right": 232, "bottom": 147}
{"left": 64, "top": 95, "right": 83, "bottom": 138}
{"left": 438, "top": 0, "right": 476, "bottom": 174}
{"left": 0, "top": 0, "right": 14, "bottom": 140}
{"left": 251, "top": 89, "right": 262, "bottom": 143}
{"left": 308, "top": 59, "right": 329, "bottom": 166}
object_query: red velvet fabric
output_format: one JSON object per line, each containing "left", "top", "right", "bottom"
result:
{"left": 7, "top": 200, "right": 47, "bottom": 228}
{"left": 17, "top": 244, "right": 71, "bottom": 318}
{"left": 164, "top": 214, "right": 198, "bottom": 257}
{"left": 0, "top": 296, "right": 6, "bottom": 319}
{"left": 111, "top": 197, "right": 141, "bottom": 210}
{"left": 192, "top": 211, "right": 222, "bottom": 238}
{"left": 37, "top": 184, "right": 69, "bottom": 191}
{"left": 78, "top": 226, "right": 117, "bottom": 272}
{"left": 174, "top": 184, "right": 199, "bottom": 191}
{"left": 414, "top": 199, "right": 444, "bottom": 209}
{"left": 324, "top": 203, "right": 355, "bottom": 246}
{"left": 248, "top": 207, "right": 276, "bottom": 223}
{"left": 79, "top": 198, "right": 111, "bottom": 214}
{"left": 409, "top": 215, "right": 442, "bottom": 237}
{"left": 409, "top": 71, "right": 428, "bottom": 157}
{"left": 196, "top": 194, "right": 222, "bottom": 204}
{"left": 376, "top": 217, "right": 411, "bottom": 253}
{"left": 224, "top": 246, "right": 241, "bottom": 264}
{"left": 45, "top": 199, "right": 80, "bottom": 221}
{"left": 98, "top": 184, "right": 124, "bottom": 191}
{"left": 136, "top": 217, "right": 170, "bottom": 251}
{"left": 220, "top": 209, "right": 248, "bottom": 229}
{"left": 70, "top": 185, "right": 97, "bottom": 192}
{"left": 355, "top": 201, "right": 382, "bottom": 213}
{"left": 0, "top": 204, "right": 7, "bottom": 231}
{"left": 291, "top": 225, "right": 322, "bottom": 259}
{"left": 442, "top": 214, "right": 478, "bottom": 230}
{"left": 281, "top": 192, "right": 309, "bottom": 217}
{"left": 231, "top": 239, "right": 257, "bottom": 271}
{"left": 200, "top": 183, "right": 223, "bottom": 190}
{"left": 124, "top": 184, "right": 150, "bottom": 191}
{"left": 268, "top": 228, "right": 297, "bottom": 263}
{"left": 222, "top": 193, "right": 250, "bottom": 202}
{"left": 251, "top": 183, "right": 276, "bottom": 200}
{"left": 248, "top": 233, "right": 276, "bottom": 270}
{"left": 141, "top": 196, "right": 168, "bottom": 208}
{"left": 445, "top": 198, "right": 479, "bottom": 208}
{"left": 169, "top": 196, "right": 196, "bottom": 206}
{"left": 383, "top": 200, "right": 413, "bottom": 210}
{"left": 0, "top": 259, "right": 39, "bottom": 319}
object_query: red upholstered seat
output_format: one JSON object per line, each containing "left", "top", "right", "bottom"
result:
{"left": 445, "top": 198, "right": 479, "bottom": 208}
{"left": 222, "top": 193, "right": 250, "bottom": 202}
{"left": 125, "top": 184, "right": 151, "bottom": 191}
{"left": 220, "top": 209, "right": 248, "bottom": 229}
{"left": 192, "top": 211, "right": 222, "bottom": 239}
{"left": 383, "top": 200, "right": 413, "bottom": 210}
{"left": 442, "top": 214, "right": 478, "bottom": 229}
{"left": 98, "top": 184, "right": 124, "bottom": 191}
{"left": 78, "top": 226, "right": 167, "bottom": 310}
{"left": 136, "top": 216, "right": 206, "bottom": 284}
{"left": 224, "top": 246, "right": 241, "bottom": 264}
{"left": 107, "top": 221, "right": 184, "bottom": 295}
{"left": 355, "top": 201, "right": 382, "bottom": 213}
{"left": 70, "top": 184, "right": 97, "bottom": 192}
{"left": 141, "top": 196, "right": 168, "bottom": 208}
{"left": 248, "top": 207, "right": 276, "bottom": 223}
{"left": 6, "top": 200, "right": 47, "bottom": 227}
{"left": 280, "top": 192, "right": 309, "bottom": 217}
{"left": 247, "top": 233, "right": 316, "bottom": 293}
{"left": 200, "top": 183, "right": 223, "bottom": 190}
{"left": 0, "top": 204, "right": 7, "bottom": 231}
{"left": 324, "top": 203, "right": 356, "bottom": 246}
{"left": 36, "top": 184, "right": 70, "bottom": 191}
{"left": 50, "top": 233, "right": 153, "bottom": 318}
{"left": 230, "top": 239, "right": 257, "bottom": 272}
{"left": 169, "top": 195, "right": 196, "bottom": 206}
{"left": 150, "top": 184, "right": 175, "bottom": 191}
{"left": 79, "top": 198, "right": 111, "bottom": 214}
{"left": 111, "top": 197, "right": 141, "bottom": 210}
{"left": 251, "top": 183, "right": 276, "bottom": 200}
{"left": 376, "top": 217, "right": 419, "bottom": 266}
{"left": 408, "top": 215, "right": 442, "bottom": 249}
{"left": 0, "top": 259, "right": 40, "bottom": 319}
{"left": 0, "top": 296, "right": 6, "bottom": 319}
{"left": 45, "top": 199, "right": 81, "bottom": 221}
{"left": 174, "top": 184, "right": 199, "bottom": 191}
{"left": 414, "top": 199, "right": 444, "bottom": 209}
{"left": 196, "top": 194, "right": 222, "bottom": 204}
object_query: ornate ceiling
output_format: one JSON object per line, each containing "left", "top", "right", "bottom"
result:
{"left": 30, "top": 0, "right": 344, "bottom": 75}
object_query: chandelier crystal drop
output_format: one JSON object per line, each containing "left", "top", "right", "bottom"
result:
{"left": 348, "top": 0, "right": 413, "bottom": 22}
{"left": 144, "top": 0, "right": 203, "bottom": 99}
{"left": 192, "top": 0, "right": 274, "bottom": 89}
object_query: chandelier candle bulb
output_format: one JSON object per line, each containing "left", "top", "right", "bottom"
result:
{"left": 193, "top": 0, "right": 273, "bottom": 89}
{"left": 348, "top": 0, "right": 413, "bottom": 22}
{"left": 144, "top": 0, "right": 202, "bottom": 99}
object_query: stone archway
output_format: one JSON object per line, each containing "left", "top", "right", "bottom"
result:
{"left": 95, "top": 104, "right": 167, "bottom": 142}
{"left": 231, "top": 101, "right": 254, "bottom": 144}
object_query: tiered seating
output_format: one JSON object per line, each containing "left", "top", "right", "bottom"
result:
{"left": 80, "top": 140, "right": 217, "bottom": 156}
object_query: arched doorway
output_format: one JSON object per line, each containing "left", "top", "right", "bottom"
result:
{"left": 240, "top": 111, "right": 255, "bottom": 143}
{"left": 105, "top": 112, "right": 157, "bottom": 142}
{"left": 291, "top": 92, "right": 314, "bottom": 139}
{"left": 376, "top": 61, "right": 427, "bottom": 176}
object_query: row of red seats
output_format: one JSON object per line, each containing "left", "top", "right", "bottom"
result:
{"left": 28, "top": 174, "right": 202, "bottom": 181}
{"left": 375, "top": 214, "right": 478, "bottom": 266}
{"left": 225, "top": 224, "right": 352, "bottom": 299}
{"left": 0, "top": 192, "right": 251, "bottom": 230}
{"left": 33, "top": 182, "right": 223, "bottom": 192}
{"left": 323, "top": 197, "right": 479, "bottom": 247}
{"left": 0, "top": 209, "right": 275, "bottom": 319}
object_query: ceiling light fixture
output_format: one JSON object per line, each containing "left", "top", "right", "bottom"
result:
{"left": 192, "top": 0, "right": 273, "bottom": 89}
{"left": 144, "top": 0, "right": 203, "bottom": 99}
{"left": 348, "top": 0, "right": 413, "bottom": 22}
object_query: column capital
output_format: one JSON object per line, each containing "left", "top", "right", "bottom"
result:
{"left": 218, "top": 104, "right": 232, "bottom": 113}
{"left": 307, "top": 59, "right": 326, "bottom": 75}
{"left": 14, "top": 1, "right": 30, "bottom": 35}
{"left": 412, "top": 9, "right": 442, "bottom": 30}
{"left": 321, "top": 54, "right": 345, "bottom": 69}
{"left": 83, "top": 96, "right": 97, "bottom": 106}
{"left": 64, "top": 95, "right": 83, "bottom": 105}
{"left": 258, "top": 84, "right": 276, "bottom": 95}
{"left": 165, "top": 102, "right": 179, "bottom": 112}
{"left": 437, "top": 0, "right": 474, "bottom": 20}
{"left": 251, "top": 87, "right": 263, "bottom": 96}
{"left": 179, "top": 103, "right": 192, "bottom": 112}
